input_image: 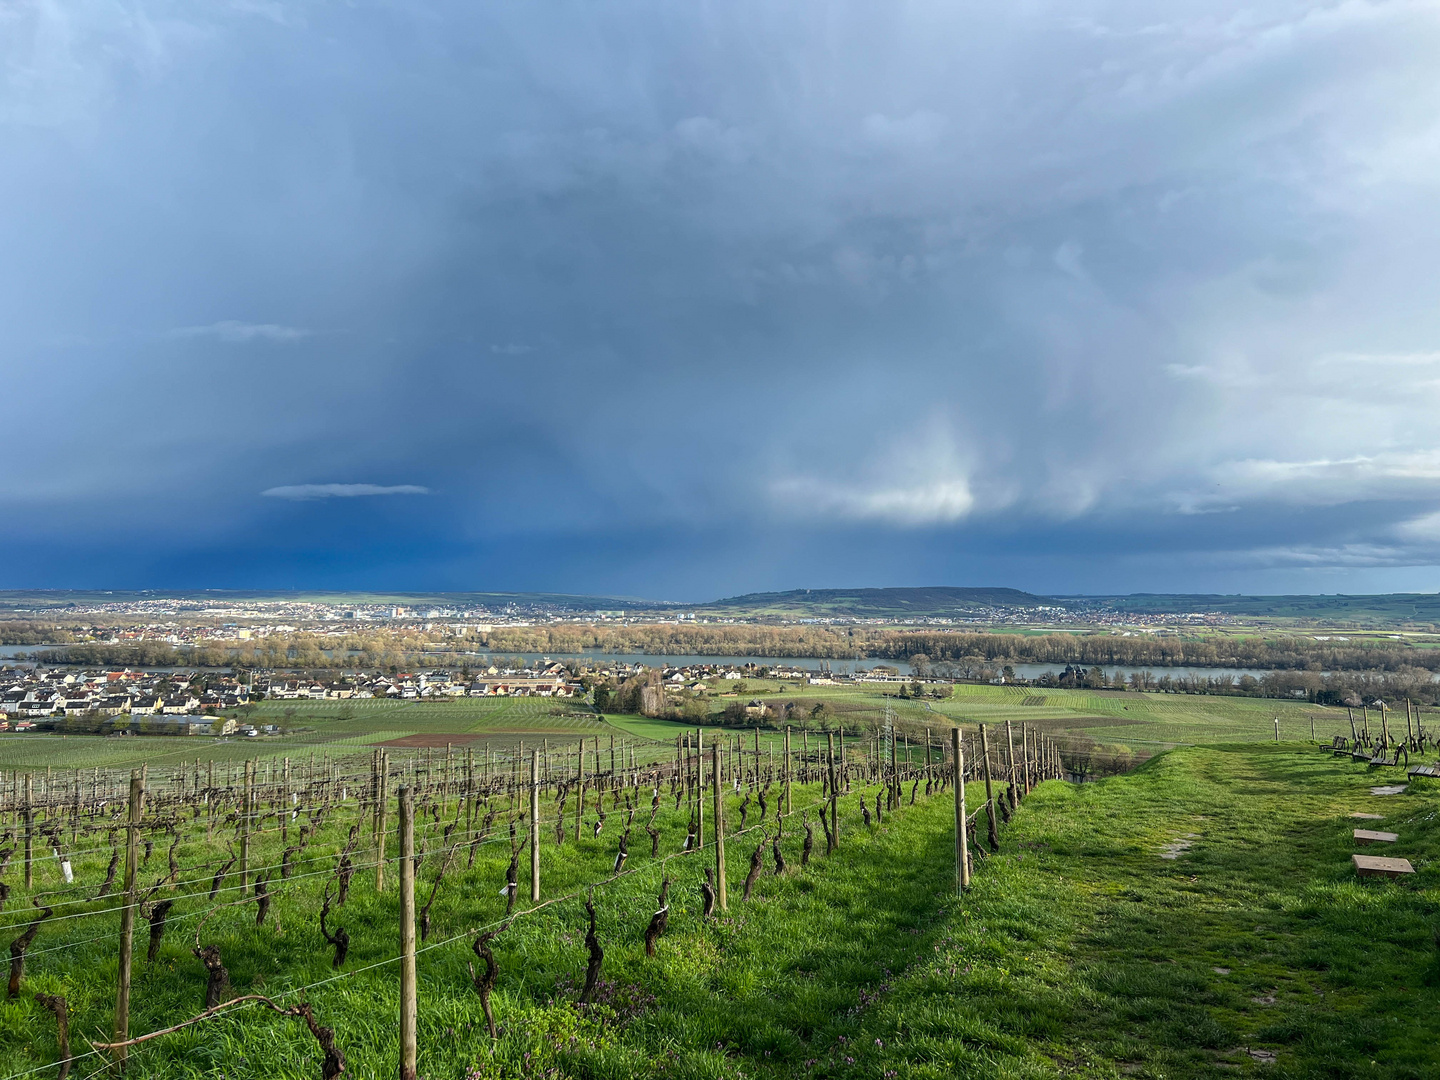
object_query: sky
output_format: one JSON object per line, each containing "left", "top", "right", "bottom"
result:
{"left": 4, "top": 1, "right": 1440, "bottom": 601}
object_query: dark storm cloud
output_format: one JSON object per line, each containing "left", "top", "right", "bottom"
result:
{"left": 3, "top": 1, "right": 1440, "bottom": 594}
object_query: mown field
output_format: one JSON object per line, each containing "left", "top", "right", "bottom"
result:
{"left": 0, "top": 681, "right": 1379, "bottom": 774}
{"left": 3, "top": 741, "right": 1438, "bottom": 1078}
{"left": 927, "top": 683, "right": 1358, "bottom": 748}
{"left": 668, "top": 679, "right": 1363, "bottom": 755}
{"left": 0, "top": 699, "right": 616, "bottom": 772}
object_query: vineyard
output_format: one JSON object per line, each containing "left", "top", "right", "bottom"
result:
{"left": 0, "top": 700, "right": 613, "bottom": 773}
{"left": 0, "top": 723, "right": 1058, "bottom": 1079}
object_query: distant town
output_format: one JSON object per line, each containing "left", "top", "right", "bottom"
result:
{"left": 0, "top": 657, "right": 933, "bottom": 737}
{"left": 0, "top": 591, "right": 1238, "bottom": 632}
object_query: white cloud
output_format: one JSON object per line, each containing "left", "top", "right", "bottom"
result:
{"left": 1172, "top": 452, "right": 1440, "bottom": 514}
{"left": 260, "top": 484, "right": 430, "bottom": 500}
{"left": 1213, "top": 542, "right": 1420, "bottom": 570}
{"left": 772, "top": 476, "right": 974, "bottom": 526}
{"left": 170, "top": 321, "right": 310, "bottom": 343}
{"left": 1394, "top": 510, "right": 1440, "bottom": 543}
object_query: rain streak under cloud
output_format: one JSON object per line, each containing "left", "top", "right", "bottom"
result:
{"left": 4, "top": 0, "right": 1440, "bottom": 597}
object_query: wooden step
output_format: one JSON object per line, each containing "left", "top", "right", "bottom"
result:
{"left": 1354, "top": 829, "right": 1399, "bottom": 845}
{"left": 1352, "top": 854, "right": 1414, "bottom": 878}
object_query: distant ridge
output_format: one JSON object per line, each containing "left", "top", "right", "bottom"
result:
{"left": 0, "top": 589, "right": 669, "bottom": 612}
{"left": 2, "top": 587, "right": 1439, "bottom": 627}
{"left": 1079, "top": 592, "right": 1440, "bottom": 623}
{"left": 704, "top": 587, "right": 1049, "bottom": 617}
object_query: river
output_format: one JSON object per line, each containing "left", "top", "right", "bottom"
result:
{"left": 2, "top": 645, "right": 1415, "bottom": 685}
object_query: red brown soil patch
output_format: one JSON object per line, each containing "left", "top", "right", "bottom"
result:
{"left": 378, "top": 733, "right": 490, "bottom": 748}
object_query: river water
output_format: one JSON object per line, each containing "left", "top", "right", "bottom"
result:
{"left": 0, "top": 645, "right": 1392, "bottom": 685}
{"left": 438, "top": 651, "right": 1283, "bottom": 684}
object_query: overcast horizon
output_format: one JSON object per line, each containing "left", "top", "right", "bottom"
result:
{"left": 6, "top": 2, "right": 1440, "bottom": 600}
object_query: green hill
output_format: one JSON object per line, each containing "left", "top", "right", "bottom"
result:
{"left": 704, "top": 586, "right": 1051, "bottom": 617}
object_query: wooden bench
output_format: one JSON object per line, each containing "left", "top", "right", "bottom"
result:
{"left": 1352, "top": 854, "right": 1414, "bottom": 879}
{"left": 1368, "top": 746, "right": 1408, "bottom": 768}
{"left": 1408, "top": 764, "right": 1440, "bottom": 779}
{"left": 1353, "top": 829, "right": 1399, "bottom": 845}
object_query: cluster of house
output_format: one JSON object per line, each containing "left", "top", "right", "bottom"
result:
{"left": 0, "top": 667, "right": 252, "bottom": 734}
{"left": 647, "top": 663, "right": 895, "bottom": 687}
{"left": 261, "top": 663, "right": 581, "bottom": 700}
{"left": 0, "top": 663, "right": 588, "bottom": 733}
{"left": 0, "top": 656, "right": 932, "bottom": 738}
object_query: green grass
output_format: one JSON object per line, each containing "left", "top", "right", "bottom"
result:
{"left": 0, "top": 771, "right": 925, "bottom": 1079}
{"left": 247, "top": 697, "right": 600, "bottom": 737}
{"left": 0, "top": 733, "right": 320, "bottom": 772}
{"left": 0, "top": 700, "right": 624, "bottom": 771}
{"left": 3, "top": 744, "right": 1439, "bottom": 1078}
{"left": 822, "top": 745, "right": 1440, "bottom": 1078}
{"left": 3, "top": 680, "right": 1382, "bottom": 774}
{"left": 927, "top": 683, "right": 1355, "bottom": 750}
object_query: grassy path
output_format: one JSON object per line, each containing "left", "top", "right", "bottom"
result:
{"left": 843, "top": 745, "right": 1440, "bottom": 1078}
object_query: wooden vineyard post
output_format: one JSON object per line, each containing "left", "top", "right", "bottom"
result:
{"left": 115, "top": 770, "right": 144, "bottom": 1071}
{"left": 784, "top": 726, "right": 792, "bottom": 814}
{"left": 23, "top": 773, "right": 32, "bottom": 889}
{"left": 530, "top": 750, "right": 541, "bottom": 902}
{"left": 980, "top": 724, "right": 999, "bottom": 850}
{"left": 465, "top": 747, "right": 475, "bottom": 831}
{"left": 442, "top": 744, "right": 452, "bottom": 817}
{"left": 1274, "top": 717, "right": 1280, "bottom": 743}
{"left": 376, "top": 750, "right": 389, "bottom": 892}
{"left": 369, "top": 750, "right": 379, "bottom": 833}
{"left": 953, "top": 727, "right": 969, "bottom": 892}
{"left": 399, "top": 785, "right": 418, "bottom": 1080}
{"left": 72, "top": 767, "right": 81, "bottom": 846}
{"left": 890, "top": 725, "right": 900, "bottom": 805}
{"left": 695, "top": 729, "right": 704, "bottom": 852}
{"left": 512, "top": 744, "right": 521, "bottom": 810}
{"left": 712, "top": 744, "right": 727, "bottom": 910}
{"left": 281, "top": 758, "right": 291, "bottom": 839}
{"left": 1004, "top": 720, "right": 1018, "bottom": 809}
{"left": 826, "top": 731, "right": 839, "bottom": 848}
{"left": 1311, "top": 716, "right": 1316, "bottom": 743}
{"left": 240, "top": 760, "right": 253, "bottom": 895}
{"left": 575, "top": 740, "right": 584, "bottom": 843}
